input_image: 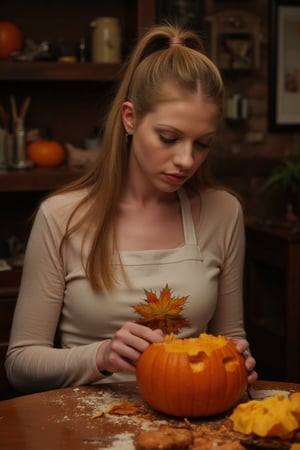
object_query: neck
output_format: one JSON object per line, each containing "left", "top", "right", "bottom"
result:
{"left": 120, "top": 183, "right": 178, "bottom": 207}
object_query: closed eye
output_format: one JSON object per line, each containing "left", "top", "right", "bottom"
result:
{"left": 195, "top": 141, "right": 210, "bottom": 150}
{"left": 160, "top": 134, "right": 212, "bottom": 149}
{"left": 159, "top": 135, "right": 177, "bottom": 145}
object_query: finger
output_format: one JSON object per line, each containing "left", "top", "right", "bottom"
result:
{"left": 234, "top": 339, "right": 249, "bottom": 353}
{"left": 110, "top": 337, "right": 142, "bottom": 361}
{"left": 153, "top": 328, "right": 165, "bottom": 339}
{"left": 108, "top": 351, "right": 137, "bottom": 373}
{"left": 247, "top": 370, "right": 258, "bottom": 386}
{"left": 115, "top": 323, "right": 164, "bottom": 353}
{"left": 243, "top": 350, "right": 251, "bottom": 359}
{"left": 126, "top": 322, "right": 165, "bottom": 344}
{"left": 245, "top": 355, "right": 256, "bottom": 372}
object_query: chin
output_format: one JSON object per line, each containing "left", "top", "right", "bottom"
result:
{"left": 156, "top": 181, "right": 179, "bottom": 192}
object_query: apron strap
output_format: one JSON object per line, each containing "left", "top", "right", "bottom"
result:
{"left": 178, "top": 189, "right": 198, "bottom": 245}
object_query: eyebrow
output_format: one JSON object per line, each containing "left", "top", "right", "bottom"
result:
{"left": 156, "top": 123, "right": 217, "bottom": 138}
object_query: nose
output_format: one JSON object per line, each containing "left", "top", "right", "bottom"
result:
{"left": 173, "top": 143, "right": 194, "bottom": 170}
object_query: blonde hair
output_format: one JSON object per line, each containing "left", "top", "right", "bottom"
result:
{"left": 55, "top": 24, "right": 224, "bottom": 291}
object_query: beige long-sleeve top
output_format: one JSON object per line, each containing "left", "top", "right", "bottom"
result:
{"left": 5, "top": 188, "right": 246, "bottom": 393}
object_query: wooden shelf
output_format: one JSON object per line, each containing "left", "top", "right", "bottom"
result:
{"left": 0, "top": 62, "right": 123, "bottom": 82}
{"left": 0, "top": 167, "right": 84, "bottom": 192}
{"left": 0, "top": 269, "right": 22, "bottom": 299}
{"left": 246, "top": 217, "right": 300, "bottom": 241}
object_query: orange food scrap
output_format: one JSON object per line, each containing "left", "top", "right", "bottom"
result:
{"left": 290, "top": 444, "right": 300, "bottom": 450}
{"left": 108, "top": 401, "right": 144, "bottom": 415}
{"left": 229, "top": 392, "right": 300, "bottom": 439}
{"left": 290, "top": 393, "right": 300, "bottom": 421}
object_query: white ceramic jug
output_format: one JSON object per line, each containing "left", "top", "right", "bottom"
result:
{"left": 90, "top": 17, "right": 121, "bottom": 63}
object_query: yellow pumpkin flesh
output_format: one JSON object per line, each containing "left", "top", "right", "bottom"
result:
{"left": 136, "top": 333, "right": 248, "bottom": 417}
{"left": 229, "top": 392, "right": 300, "bottom": 439}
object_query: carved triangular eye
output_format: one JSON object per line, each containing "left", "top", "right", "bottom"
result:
{"left": 223, "top": 356, "right": 239, "bottom": 372}
{"left": 188, "top": 351, "right": 208, "bottom": 372}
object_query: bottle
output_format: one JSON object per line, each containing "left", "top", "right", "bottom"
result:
{"left": 90, "top": 17, "right": 121, "bottom": 63}
{"left": 77, "top": 38, "right": 87, "bottom": 62}
{"left": 11, "top": 119, "right": 33, "bottom": 169}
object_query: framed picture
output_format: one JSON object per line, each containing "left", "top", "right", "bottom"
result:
{"left": 269, "top": 0, "right": 300, "bottom": 132}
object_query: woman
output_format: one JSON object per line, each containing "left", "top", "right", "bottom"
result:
{"left": 5, "top": 24, "right": 257, "bottom": 393}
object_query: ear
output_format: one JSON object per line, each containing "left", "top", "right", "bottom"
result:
{"left": 121, "top": 101, "right": 135, "bottom": 134}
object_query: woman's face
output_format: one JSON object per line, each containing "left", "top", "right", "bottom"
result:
{"left": 122, "top": 89, "right": 220, "bottom": 194}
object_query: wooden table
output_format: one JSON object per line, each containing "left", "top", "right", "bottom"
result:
{"left": 0, "top": 381, "right": 299, "bottom": 450}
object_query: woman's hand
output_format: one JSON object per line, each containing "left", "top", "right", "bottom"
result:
{"left": 234, "top": 338, "right": 258, "bottom": 386}
{"left": 96, "top": 322, "right": 164, "bottom": 374}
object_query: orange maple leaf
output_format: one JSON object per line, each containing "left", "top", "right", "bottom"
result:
{"left": 132, "top": 284, "right": 190, "bottom": 334}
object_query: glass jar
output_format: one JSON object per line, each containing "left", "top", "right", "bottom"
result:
{"left": 90, "top": 17, "right": 121, "bottom": 63}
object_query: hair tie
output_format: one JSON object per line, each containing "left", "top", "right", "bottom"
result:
{"left": 169, "top": 36, "right": 185, "bottom": 47}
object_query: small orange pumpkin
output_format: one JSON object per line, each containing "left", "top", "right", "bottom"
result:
{"left": 136, "top": 333, "right": 248, "bottom": 418}
{"left": 27, "top": 140, "right": 65, "bottom": 168}
{"left": 0, "top": 21, "right": 23, "bottom": 60}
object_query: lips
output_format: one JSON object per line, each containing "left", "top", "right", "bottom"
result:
{"left": 164, "top": 173, "right": 188, "bottom": 184}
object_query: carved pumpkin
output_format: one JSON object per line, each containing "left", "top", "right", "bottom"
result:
{"left": 27, "top": 140, "right": 65, "bottom": 167}
{"left": 136, "top": 333, "right": 248, "bottom": 417}
{"left": 0, "top": 22, "right": 23, "bottom": 60}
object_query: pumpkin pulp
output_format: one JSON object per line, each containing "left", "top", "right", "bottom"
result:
{"left": 162, "top": 333, "right": 240, "bottom": 373}
{"left": 230, "top": 392, "right": 300, "bottom": 439}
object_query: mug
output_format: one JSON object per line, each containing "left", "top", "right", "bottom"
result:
{"left": 226, "top": 94, "right": 248, "bottom": 121}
